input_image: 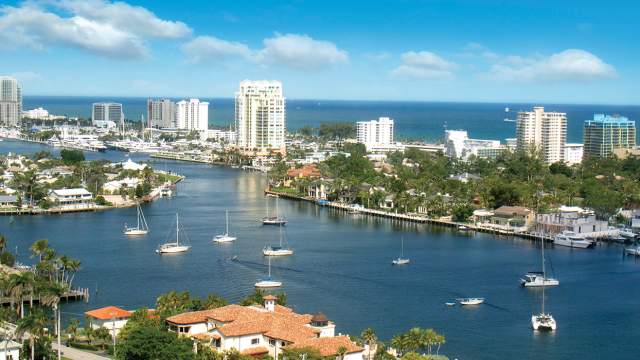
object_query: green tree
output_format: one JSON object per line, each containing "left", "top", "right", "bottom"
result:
{"left": 116, "top": 322, "right": 195, "bottom": 360}
{"left": 60, "top": 149, "right": 85, "bottom": 164}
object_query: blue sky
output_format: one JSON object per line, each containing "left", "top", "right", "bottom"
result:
{"left": 1, "top": 0, "right": 638, "bottom": 104}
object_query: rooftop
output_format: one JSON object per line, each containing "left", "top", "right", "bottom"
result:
{"left": 288, "top": 336, "right": 363, "bottom": 356}
{"left": 85, "top": 306, "right": 131, "bottom": 320}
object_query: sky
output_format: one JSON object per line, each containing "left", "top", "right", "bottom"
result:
{"left": 1, "top": 0, "right": 638, "bottom": 104}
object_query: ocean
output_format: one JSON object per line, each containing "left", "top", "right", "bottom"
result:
{"left": 23, "top": 96, "right": 640, "bottom": 143}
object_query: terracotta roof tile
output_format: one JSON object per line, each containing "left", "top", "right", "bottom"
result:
{"left": 85, "top": 306, "right": 131, "bottom": 320}
{"left": 241, "top": 346, "right": 269, "bottom": 356}
{"left": 288, "top": 336, "right": 363, "bottom": 357}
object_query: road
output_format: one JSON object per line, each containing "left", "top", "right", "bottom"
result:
{"left": 52, "top": 343, "right": 111, "bottom": 360}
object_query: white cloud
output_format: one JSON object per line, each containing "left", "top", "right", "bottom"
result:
{"left": 257, "top": 33, "right": 349, "bottom": 70}
{"left": 182, "top": 36, "right": 253, "bottom": 63}
{"left": 364, "top": 51, "right": 392, "bottom": 61}
{"left": 0, "top": 1, "right": 190, "bottom": 59}
{"left": 489, "top": 49, "right": 616, "bottom": 82}
{"left": 392, "top": 51, "right": 457, "bottom": 79}
{"left": 182, "top": 33, "right": 349, "bottom": 71}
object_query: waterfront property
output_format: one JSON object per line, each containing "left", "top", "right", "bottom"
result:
{"left": 487, "top": 206, "right": 535, "bottom": 232}
{"left": 85, "top": 306, "right": 133, "bottom": 336}
{"left": 167, "top": 296, "right": 362, "bottom": 359}
{"left": 536, "top": 206, "right": 610, "bottom": 237}
{"left": 48, "top": 188, "right": 93, "bottom": 207}
{"left": 0, "top": 340, "right": 21, "bottom": 360}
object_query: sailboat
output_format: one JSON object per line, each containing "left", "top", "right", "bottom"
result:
{"left": 392, "top": 237, "right": 410, "bottom": 265}
{"left": 156, "top": 213, "right": 191, "bottom": 254}
{"left": 262, "top": 197, "right": 287, "bottom": 225}
{"left": 263, "top": 224, "right": 293, "bottom": 256}
{"left": 531, "top": 238, "right": 557, "bottom": 330}
{"left": 213, "top": 210, "right": 237, "bottom": 243}
{"left": 123, "top": 203, "right": 149, "bottom": 235}
{"left": 254, "top": 256, "right": 282, "bottom": 288}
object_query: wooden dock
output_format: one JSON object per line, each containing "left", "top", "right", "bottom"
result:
{"left": 0, "top": 287, "right": 90, "bottom": 306}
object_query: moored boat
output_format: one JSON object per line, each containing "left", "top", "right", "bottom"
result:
{"left": 554, "top": 231, "right": 594, "bottom": 249}
{"left": 458, "top": 298, "right": 484, "bottom": 305}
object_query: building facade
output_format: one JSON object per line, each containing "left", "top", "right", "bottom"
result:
{"left": 583, "top": 114, "right": 636, "bottom": 158}
{"left": 176, "top": 99, "right": 209, "bottom": 132}
{"left": 0, "top": 76, "right": 22, "bottom": 127}
{"left": 147, "top": 99, "right": 175, "bottom": 128}
{"left": 357, "top": 117, "right": 395, "bottom": 151}
{"left": 444, "top": 130, "right": 504, "bottom": 160}
{"left": 235, "top": 80, "right": 286, "bottom": 153}
{"left": 92, "top": 102, "right": 123, "bottom": 128}
{"left": 564, "top": 143, "right": 584, "bottom": 165}
{"left": 516, "top": 106, "right": 567, "bottom": 164}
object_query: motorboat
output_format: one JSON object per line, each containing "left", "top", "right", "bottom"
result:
{"left": 457, "top": 225, "right": 470, "bottom": 232}
{"left": 554, "top": 231, "right": 594, "bottom": 249}
{"left": 213, "top": 210, "right": 237, "bottom": 243}
{"left": 520, "top": 272, "right": 559, "bottom": 287}
{"left": 123, "top": 203, "right": 149, "bottom": 235}
{"left": 619, "top": 228, "right": 637, "bottom": 239}
{"left": 458, "top": 298, "right": 484, "bottom": 305}
{"left": 532, "top": 313, "right": 557, "bottom": 331}
{"left": 625, "top": 247, "right": 640, "bottom": 256}
{"left": 156, "top": 213, "right": 191, "bottom": 254}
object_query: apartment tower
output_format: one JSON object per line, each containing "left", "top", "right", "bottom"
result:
{"left": 516, "top": 106, "right": 567, "bottom": 164}
{"left": 235, "top": 80, "right": 286, "bottom": 153}
{"left": 0, "top": 76, "right": 22, "bottom": 127}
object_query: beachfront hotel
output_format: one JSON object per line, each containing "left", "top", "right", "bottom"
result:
{"left": 166, "top": 296, "right": 363, "bottom": 360}
{"left": 92, "top": 102, "right": 123, "bottom": 129}
{"left": 516, "top": 106, "right": 567, "bottom": 164}
{"left": 176, "top": 98, "right": 209, "bottom": 132}
{"left": 357, "top": 117, "right": 396, "bottom": 152}
{"left": 147, "top": 98, "right": 176, "bottom": 129}
{"left": 0, "top": 76, "right": 22, "bottom": 127}
{"left": 583, "top": 114, "right": 636, "bottom": 158}
{"left": 235, "top": 80, "right": 286, "bottom": 154}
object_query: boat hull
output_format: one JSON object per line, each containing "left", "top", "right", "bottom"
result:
{"left": 392, "top": 258, "right": 410, "bottom": 265}
{"left": 262, "top": 218, "right": 287, "bottom": 225}
{"left": 254, "top": 280, "right": 282, "bottom": 288}
{"left": 522, "top": 279, "right": 560, "bottom": 287}
{"left": 458, "top": 298, "right": 485, "bottom": 305}
{"left": 532, "top": 314, "right": 557, "bottom": 330}
{"left": 124, "top": 229, "right": 148, "bottom": 236}
{"left": 213, "top": 235, "right": 237, "bottom": 243}
{"left": 553, "top": 239, "right": 593, "bottom": 249}
{"left": 156, "top": 245, "right": 191, "bottom": 254}
{"left": 263, "top": 249, "right": 293, "bottom": 256}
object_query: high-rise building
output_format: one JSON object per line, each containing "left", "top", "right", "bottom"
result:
{"left": 583, "top": 114, "right": 636, "bottom": 158}
{"left": 92, "top": 102, "right": 123, "bottom": 129}
{"left": 175, "top": 99, "right": 209, "bottom": 132}
{"left": 235, "top": 80, "right": 286, "bottom": 152}
{"left": 147, "top": 99, "right": 175, "bottom": 128}
{"left": 516, "top": 106, "right": 567, "bottom": 164}
{"left": 357, "top": 117, "right": 394, "bottom": 151}
{"left": 0, "top": 76, "right": 22, "bottom": 127}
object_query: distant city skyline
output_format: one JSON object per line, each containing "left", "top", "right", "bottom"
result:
{"left": 1, "top": 0, "right": 638, "bottom": 104}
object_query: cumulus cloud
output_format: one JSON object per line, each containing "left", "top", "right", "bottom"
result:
{"left": 182, "top": 33, "right": 349, "bottom": 71}
{"left": 0, "top": 1, "right": 191, "bottom": 59}
{"left": 182, "top": 36, "right": 253, "bottom": 63}
{"left": 391, "top": 51, "right": 457, "bottom": 79}
{"left": 489, "top": 49, "right": 616, "bottom": 82}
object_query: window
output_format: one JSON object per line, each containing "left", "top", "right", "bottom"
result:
{"left": 269, "top": 339, "right": 276, "bottom": 346}
{"left": 251, "top": 338, "right": 259, "bottom": 345}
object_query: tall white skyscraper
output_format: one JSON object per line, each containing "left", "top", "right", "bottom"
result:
{"left": 516, "top": 106, "right": 567, "bottom": 164}
{"left": 92, "top": 102, "right": 123, "bottom": 129}
{"left": 147, "top": 99, "right": 175, "bottom": 128}
{"left": 175, "top": 99, "right": 209, "bottom": 131}
{"left": 0, "top": 76, "right": 22, "bottom": 127}
{"left": 357, "top": 117, "right": 394, "bottom": 150}
{"left": 235, "top": 80, "right": 286, "bottom": 152}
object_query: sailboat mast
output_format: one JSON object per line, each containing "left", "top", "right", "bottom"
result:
{"left": 226, "top": 210, "right": 229, "bottom": 235}
{"left": 401, "top": 237, "right": 404, "bottom": 257}
{"left": 136, "top": 204, "right": 140, "bottom": 229}
{"left": 268, "top": 256, "right": 272, "bottom": 277}
{"left": 279, "top": 224, "right": 283, "bottom": 247}
{"left": 541, "top": 237, "right": 546, "bottom": 315}
{"left": 176, "top": 213, "right": 179, "bottom": 245}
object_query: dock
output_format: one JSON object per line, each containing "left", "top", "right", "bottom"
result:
{"left": 0, "top": 287, "right": 89, "bottom": 306}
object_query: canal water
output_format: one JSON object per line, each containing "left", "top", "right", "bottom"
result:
{"left": 1, "top": 139, "right": 639, "bottom": 359}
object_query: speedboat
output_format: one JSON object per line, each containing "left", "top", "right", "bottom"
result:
{"left": 457, "top": 225, "right": 470, "bottom": 232}
{"left": 619, "top": 228, "right": 637, "bottom": 239}
{"left": 520, "top": 272, "right": 559, "bottom": 287}
{"left": 262, "top": 216, "right": 287, "bottom": 225}
{"left": 458, "top": 298, "right": 484, "bottom": 305}
{"left": 554, "top": 231, "right": 594, "bottom": 249}
{"left": 532, "top": 313, "right": 557, "bottom": 331}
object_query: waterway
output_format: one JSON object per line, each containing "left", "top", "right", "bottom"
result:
{"left": 1, "top": 139, "right": 639, "bottom": 359}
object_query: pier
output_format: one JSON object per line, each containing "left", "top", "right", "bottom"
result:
{"left": 0, "top": 287, "right": 90, "bottom": 306}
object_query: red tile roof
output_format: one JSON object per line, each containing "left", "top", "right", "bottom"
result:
{"left": 287, "top": 164, "right": 321, "bottom": 178}
{"left": 241, "top": 346, "right": 269, "bottom": 356}
{"left": 85, "top": 306, "right": 132, "bottom": 320}
{"left": 263, "top": 295, "right": 278, "bottom": 301}
{"left": 288, "top": 336, "right": 363, "bottom": 357}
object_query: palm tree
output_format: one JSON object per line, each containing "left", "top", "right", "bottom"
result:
{"left": 361, "top": 328, "right": 377, "bottom": 360}
{"left": 66, "top": 319, "right": 80, "bottom": 343}
{"left": 7, "top": 272, "right": 36, "bottom": 318}
{"left": 39, "top": 280, "right": 67, "bottom": 360}
{"left": 390, "top": 334, "right": 407, "bottom": 357}
{"left": 0, "top": 234, "right": 6, "bottom": 254}
{"left": 29, "top": 239, "right": 49, "bottom": 262}
{"left": 16, "top": 306, "right": 49, "bottom": 360}
{"left": 434, "top": 334, "right": 445, "bottom": 356}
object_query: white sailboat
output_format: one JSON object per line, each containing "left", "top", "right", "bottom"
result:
{"left": 213, "top": 210, "right": 237, "bottom": 243}
{"left": 156, "top": 213, "right": 191, "bottom": 254}
{"left": 263, "top": 224, "right": 293, "bottom": 256}
{"left": 123, "top": 203, "right": 149, "bottom": 235}
{"left": 262, "top": 197, "right": 287, "bottom": 225}
{"left": 392, "top": 237, "right": 410, "bottom": 265}
{"left": 531, "top": 237, "right": 557, "bottom": 330}
{"left": 255, "top": 256, "right": 282, "bottom": 288}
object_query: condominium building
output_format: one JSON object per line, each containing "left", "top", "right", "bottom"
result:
{"left": 92, "top": 102, "right": 123, "bottom": 129}
{"left": 564, "top": 143, "right": 584, "bottom": 165}
{"left": 235, "top": 80, "right": 286, "bottom": 152}
{"left": 357, "top": 117, "right": 395, "bottom": 151}
{"left": 147, "top": 99, "right": 175, "bottom": 128}
{"left": 444, "top": 129, "right": 504, "bottom": 160}
{"left": 175, "top": 99, "right": 209, "bottom": 132}
{"left": 583, "top": 114, "right": 636, "bottom": 158}
{"left": 0, "top": 76, "right": 22, "bottom": 127}
{"left": 516, "top": 106, "right": 567, "bottom": 164}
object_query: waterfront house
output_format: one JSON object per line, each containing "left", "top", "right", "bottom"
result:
{"left": 0, "top": 340, "right": 21, "bottom": 360}
{"left": 536, "top": 206, "right": 609, "bottom": 236}
{"left": 48, "top": 188, "right": 93, "bottom": 207}
{"left": 0, "top": 195, "right": 18, "bottom": 207}
{"left": 488, "top": 206, "right": 534, "bottom": 232}
{"left": 120, "top": 159, "right": 148, "bottom": 171}
{"left": 85, "top": 306, "right": 133, "bottom": 336}
{"left": 632, "top": 209, "right": 640, "bottom": 232}
{"left": 167, "top": 296, "right": 362, "bottom": 360}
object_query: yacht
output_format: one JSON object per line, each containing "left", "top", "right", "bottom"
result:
{"left": 392, "top": 237, "right": 410, "bottom": 265}
{"left": 156, "top": 213, "right": 191, "bottom": 254}
{"left": 255, "top": 256, "right": 282, "bottom": 288}
{"left": 123, "top": 203, "right": 149, "bottom": 235}
{"left": 520, "top": 271, "right": 559, "bottom": 287}
{"left": 619, "top": 228, "right": 637, "bottom": 239}
{"left": 458, "top": 298, "right": 485, "bottom": 305}
{"left": 625, "top": 247, "right": 640, "bottom": 256}
{"left": 262, "top": 197, "right": 287, "bottom": 225}
{"left": 532, "top": 228, "right": 557, "bottom": 331}
{"left": 213, "top": 210, "right": 237, "bottom": 243}
{"left": 263, "top": 225, "right": 293, "bottom": 256}
{"left": 554, "top": 231, "right": 594, "bottom": 249}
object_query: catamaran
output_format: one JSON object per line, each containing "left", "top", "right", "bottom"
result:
{"left": 263, "top": 225, "right": 293, "bottom": 256}
{"left": 156, "top": 213, "right": 191, "bottom": 254}
{"left": 123, "top": 203, "right": 149, "bottom": 235}
{"left": 392, "top": 237, "right": 410, "bottom": 265}
{"left": 254, "top": 256, "right": 282, "bottom": 288}
{"left": 531, "top": 234, "right": 557, "bottom": 330}
{"left": 262, "top": 197, "right": 287, "bottom": 225}
{"left": 213, "top": 210, "right": 237, "bottom": 243}
{"left": 554, "top": 231, "right": 594, "bottom": 249}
